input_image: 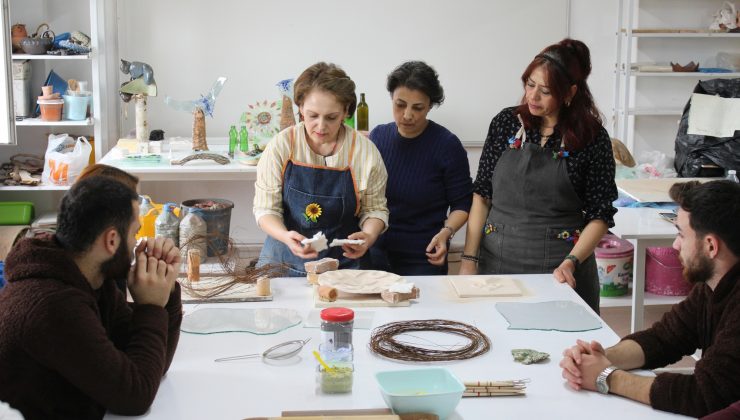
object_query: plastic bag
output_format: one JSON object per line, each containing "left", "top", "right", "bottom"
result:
{"left": 634, "top": 151, "right": 677, "bottom": 178}
{"left": 674, "top": 78, "right": 740, "bottom": 177}
{"left": 41, "top": 134, "right": 92, "bottom": 185}
{"left": 709, "top": 1, "right": 739, "bottom": 31}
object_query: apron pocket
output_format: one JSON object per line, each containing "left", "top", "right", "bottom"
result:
{"left": 285, "top": 186, "right": 345, "bottom": 231}
{"left": 479, "top": 221, "right": 504, "bottom": 274}
{"left": 544, "top": 226, "right": 581, "bottom": 271}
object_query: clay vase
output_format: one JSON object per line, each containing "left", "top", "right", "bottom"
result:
{"left": 11, "top": 24, "right": 27, "bottom": 53}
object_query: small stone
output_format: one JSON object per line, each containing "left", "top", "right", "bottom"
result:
{"left": 511, "top": 348, "right": 550, "bottom": 365}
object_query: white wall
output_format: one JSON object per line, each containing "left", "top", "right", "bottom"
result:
{"left": 117, "top": 0, "right": 568, "bottom": 146}
{"left": 568, "top": 0, "right": 618, "bottom": 135}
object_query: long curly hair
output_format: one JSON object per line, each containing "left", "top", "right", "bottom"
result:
{"left": 515, "top": 38, "right": 603, "bottom": 151}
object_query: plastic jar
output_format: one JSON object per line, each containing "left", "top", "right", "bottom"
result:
{"left": 316, "top": 343, "right": 353, "bottom": 394}
{"left": 37, "top": 98, "right": 64, "bottom": 121}
{"left": 320, "top": 307, "right": 354, "bottom": 350}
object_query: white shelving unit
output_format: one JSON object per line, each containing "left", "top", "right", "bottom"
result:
{"left": 1, "top": 0, "right": 118, "bottom": 198}
{"left": 613, "top": 0, "right": 740, "bottom": 156}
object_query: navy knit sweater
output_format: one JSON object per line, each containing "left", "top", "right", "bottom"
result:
{"left": 370, "top": 120, "right": 472, "bottom": 268}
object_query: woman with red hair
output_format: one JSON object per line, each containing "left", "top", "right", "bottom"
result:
{"left": 460, "top": 39, "right": 617, "bottom": 313}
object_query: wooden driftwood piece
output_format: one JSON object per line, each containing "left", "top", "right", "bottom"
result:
{"left": 380, "top": 287, "right": 420, "bottom": 304}
{"left": 192, "top": 108, "right": 208, "bottom": 151}
{"left": 171, "top": 153, "right": 230, "bottom": 166}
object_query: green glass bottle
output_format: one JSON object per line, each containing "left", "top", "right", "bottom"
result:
{"left": 228, "top": 125, "right": 238, "bottom": 157}
{"left": 357, "top": 93, "right": 369, "bottom": 131}
{"left": 239, "top": 126, "right": 249, "bottom": 153}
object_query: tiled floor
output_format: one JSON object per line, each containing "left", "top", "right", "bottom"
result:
{"left": 600, "top": 305, "right": 697, "bottom": 369}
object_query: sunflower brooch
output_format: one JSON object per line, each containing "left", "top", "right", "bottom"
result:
{"left": 304, "top": 203, "right": 322, "bottom": 223}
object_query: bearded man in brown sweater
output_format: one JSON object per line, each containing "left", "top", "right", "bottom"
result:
{"left": 0, "top": 177, "right": 183, "bottom": 419}
{"left": 560, "top": 180, "right": 740, "bottom": 418}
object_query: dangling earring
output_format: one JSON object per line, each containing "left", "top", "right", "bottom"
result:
{"left": 565, "top": 100, "right": 571, "bottom": 107}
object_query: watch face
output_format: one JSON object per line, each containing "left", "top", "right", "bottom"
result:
{"left": 596, "top": 378, "right": 608, "bottom": 394}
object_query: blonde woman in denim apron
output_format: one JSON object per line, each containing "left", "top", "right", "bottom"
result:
{"left": 253, "top": 63, "right": 389, "bottom": 277}
{"left": 460, "top": 40, "right": 618, "bottom": 313}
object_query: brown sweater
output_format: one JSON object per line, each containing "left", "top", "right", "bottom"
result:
{"left": 0, "top": 237, "right": 182, "bottom": 419}
{"left": 624, "top": 262, "right": 740, "bottom": 418}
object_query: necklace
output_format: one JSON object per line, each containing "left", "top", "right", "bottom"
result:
{"left": 320, "top": 127, "right": 343, "bottom": 157}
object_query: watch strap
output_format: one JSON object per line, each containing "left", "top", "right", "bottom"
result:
{"left": 596, "top": 365, "right": 619, "bottom": 394}
{"left": 564, "top": 254, "right": 580, "bottom": 270}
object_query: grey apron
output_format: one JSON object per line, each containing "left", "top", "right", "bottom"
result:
{"left": 479, "top": 133, "right": 600, "bottom": 313}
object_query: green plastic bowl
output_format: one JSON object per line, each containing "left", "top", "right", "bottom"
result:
{"left": 375, "top": 368, "right": 465, "bottom": 419}
{"left": 0, "top": 202, "right": 34, "bottom": 225}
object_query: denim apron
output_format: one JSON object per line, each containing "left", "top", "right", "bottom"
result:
{"left": 258, "top": 127, "right": 362, "bottom": 277}
{"left": 479, "top": 121, "right": 600, "bottom": 312}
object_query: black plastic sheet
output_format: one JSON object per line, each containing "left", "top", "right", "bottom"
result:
{"left": 674, "top": 78, "right": 740, "bottom": 177}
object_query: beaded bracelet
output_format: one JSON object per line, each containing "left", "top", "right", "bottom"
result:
{"left": 461, "top": 254, "right": 480, "bottom": 263}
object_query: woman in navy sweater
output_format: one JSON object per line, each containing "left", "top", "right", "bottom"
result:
{"left": 369, "top": 61, "right": 473, "bottom": 275}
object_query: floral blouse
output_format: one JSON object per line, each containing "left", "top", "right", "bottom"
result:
{"left": 472, "top": 107, "right": 618, "bottom": 227}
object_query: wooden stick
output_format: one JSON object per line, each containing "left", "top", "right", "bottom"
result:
{"left": 187, "top": 249, "right": 200, "bottom": 282}
{"left": 463, "top": 390, "right": 526, "bottom": 397}
{"left": 466, "top": 386, "right": 526, "bottom": 392}
{"left": 463, "top": 380, "right": 527, "bottom": 387}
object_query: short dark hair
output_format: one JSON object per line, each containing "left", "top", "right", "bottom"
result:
{"left": 56, "top": 177, "right": 139, "bottom": 254}
{"left": 669, "top": 180, "right": 740, "bottom": 256}
{"left": 386, "top": 61, "right": 445, "bottom": 107}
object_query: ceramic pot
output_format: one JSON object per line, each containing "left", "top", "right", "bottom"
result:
{"left": 20, "top": 30, "right": 55, "bottom": 55}
{"left": 11, "top": 24, "right": 27, "bottom": 53}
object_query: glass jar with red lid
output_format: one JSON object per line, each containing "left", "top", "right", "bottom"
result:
{"left": 320, "top": 307, "right": 354, "bottom": 351}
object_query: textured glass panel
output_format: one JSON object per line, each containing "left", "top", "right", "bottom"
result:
{"left": 181, "top": 307, "right": 302, "bottom": 335}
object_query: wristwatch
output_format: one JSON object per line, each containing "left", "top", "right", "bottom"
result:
{"left": 596, "top": 366, "right": 619, "bottom": 394}
{"left": 564, "top": 254, "right": 580, "bottom": 270}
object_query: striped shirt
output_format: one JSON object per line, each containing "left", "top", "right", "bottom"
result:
{"left": 253, "top": 122, "right": 389, "bottom": 230}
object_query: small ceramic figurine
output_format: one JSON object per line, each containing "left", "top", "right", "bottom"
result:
{"left": 120, "top": 59, "right": 155, "bottom": 85}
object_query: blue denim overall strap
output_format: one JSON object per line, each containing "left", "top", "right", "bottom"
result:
{"left": 258, "top": 127, "right": 361, "bottom": 277}
{"left": 479, "top": 135, "right": 600, "bottom": 312}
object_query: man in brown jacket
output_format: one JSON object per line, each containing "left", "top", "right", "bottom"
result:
{"left": 0, "top": 177, "right": 183, "bottom": 419}
{"left": 560, "top": 180, "right": 740, "bottom": 417}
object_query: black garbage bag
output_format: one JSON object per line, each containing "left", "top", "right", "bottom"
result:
{"left": 674, "top": 78, "right": 740, "bottom": 177}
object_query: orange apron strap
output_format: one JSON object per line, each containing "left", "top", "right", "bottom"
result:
{"left": 281, "top": 126, "right": 297, "bottom": 181}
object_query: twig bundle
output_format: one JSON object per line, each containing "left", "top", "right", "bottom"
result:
{"left": 178, "top": 234, "right": 284, "bottom": 299}
{"left": 369, "top": 319, "right": 491, "bottom": 362}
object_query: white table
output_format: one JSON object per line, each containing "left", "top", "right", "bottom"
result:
{"left": 609, "top": 208, "right": 682, "bottom": 332}
{"left": 106, "top": 274, "right": 687, "bottom": 420}
{"left": 616, "top": 178, "right": 713, "bottom": 203}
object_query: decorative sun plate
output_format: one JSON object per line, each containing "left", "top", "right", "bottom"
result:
{"left": 318, "top": 269, "right": 404, "bottom": 294}
{"left": 242, "top": 99, "right": 281, "bottom": 149}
